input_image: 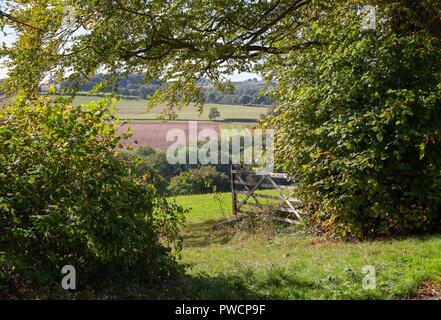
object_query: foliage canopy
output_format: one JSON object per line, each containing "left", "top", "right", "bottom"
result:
{"left": 266, "top": 1, "right": 441, "bottom": 237}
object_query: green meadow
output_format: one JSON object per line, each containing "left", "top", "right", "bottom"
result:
{"left": 172, "top": 192, "right": 441, "bottom": 299}
{"left": 72, "top": 95, "right": 268, "bottom": 122}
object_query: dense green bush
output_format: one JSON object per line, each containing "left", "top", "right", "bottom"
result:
{"left": 125, "top": 146, "right": 231, "bottom": 196}
{"left": 133, "top": 146, "right": 183, "bottom": 180}
{"left": 168, "top": 166, "right": 229, "bottom": 196}
{"left": 0, "top": 96, "right": 185, "bottom": 297}
{"left": 266, "top": 1, "right": 441, "bottom": 238}
{"left": 126, "top": 147, "right": 175, "bottom": 194}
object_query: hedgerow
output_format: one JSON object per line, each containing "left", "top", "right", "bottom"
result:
{"left": 266, "top": 2, "right": 441, "bottom": 238}
{"left": 0, "top": 96, "right": 185, "bottom": 297}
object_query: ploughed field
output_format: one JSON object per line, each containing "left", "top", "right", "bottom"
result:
{"left": 12, "top": 94, "right": 265, "bottom": 149}
{"left": 72, "top": 95, "right": 265, "bottom": 149}
{"left": 118, "top": 120, "right": 222, "bottom": 149}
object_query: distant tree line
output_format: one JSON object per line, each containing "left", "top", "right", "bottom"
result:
{"left": 203, "top": 81, "right": 273, "bottom": 106}
{"left": 2, "top": 75, "right": 274, "bottom": 106}
{"left": 46, "top": 74, "right": 274, "bottom": 106}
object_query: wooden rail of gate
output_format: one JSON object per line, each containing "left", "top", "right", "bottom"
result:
{"left": 225, "top": 165, "right": 301, "bottom": 225}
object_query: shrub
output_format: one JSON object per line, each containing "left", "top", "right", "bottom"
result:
{"left": 134, "top": 145, "right": 157, "bottom": 158}
{"left": 266, "top": 2, "right": 441, "bottom": 238}
{"left": 0, "top": 96, "right": 185, "bottom": 297}
{"left": 168, "top": 166, "right": 229, "bottom": 195}
{"left": 136, "top": 149, "right": 183, "bottom": 180}
{"left": 129, "top": 149, "right": 174, "bottom": 194}
{"left": 127, "top": 146, "right": 231, "bottom": 195}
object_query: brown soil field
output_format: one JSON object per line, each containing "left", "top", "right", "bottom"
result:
{"left": 117, "top": 120, "right": 222, "bottom": 149}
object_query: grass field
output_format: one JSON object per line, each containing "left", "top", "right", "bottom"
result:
{"left": 72, "top": 95, "right": 268, "bottom": 122}
{"left": 172, "top": 192, "right": 441, "bottom": 299}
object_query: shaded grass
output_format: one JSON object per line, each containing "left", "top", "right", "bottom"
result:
{"left": 172, "top": 192, "right": 441, "bottom": 299}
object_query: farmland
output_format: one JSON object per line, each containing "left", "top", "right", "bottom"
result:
{"left": 118, "top": 121, "right": 222, "bottom": 149}
{"left": 72, "top": 95, "right": 269, "bottom": 122}
{"left": 73, "top": 95, "right": 266, "bottom": 149}
{"left": 174, "top": 193, "right": 441, "bottom": 299}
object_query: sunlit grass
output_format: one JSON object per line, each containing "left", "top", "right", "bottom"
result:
{"left": 173, "top": 192, "right": 441, "bottom": 299}
{"left": 71, "top": 95, "right": 268, "bottom": 122}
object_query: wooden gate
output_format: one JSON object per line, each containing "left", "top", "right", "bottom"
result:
{"left": 229, "top": 165, "right": 301, "bottom": 224}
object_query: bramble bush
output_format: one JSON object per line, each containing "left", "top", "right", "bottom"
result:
{"left": 0, "top": 96, "right": 185, "bottom": 298}
{"left": 266, "top": 1, "right": 441, "bottom": 238}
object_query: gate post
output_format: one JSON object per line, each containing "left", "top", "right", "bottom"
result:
{"left": 230, "top": 164, "right": 237, "bottom": 215}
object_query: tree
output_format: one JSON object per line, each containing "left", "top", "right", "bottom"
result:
{"left": 0, "top": 0, "right": 319, "bottom": 102}
{"left": 208, "top": 107, "right": 221, "bottom": 121}
{"left": 240, "top": 94, "right": 252, "bottom": 105}
{"left": 265, "top": 0, "right": 441, "bottom": 237}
